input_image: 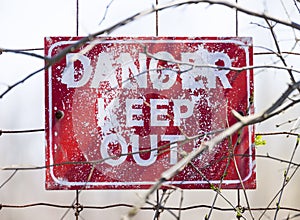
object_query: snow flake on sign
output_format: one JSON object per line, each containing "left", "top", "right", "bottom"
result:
{"left": 180, "top": 45, "right": 232, "bottom": 91}
{"left": 96, "top": 97, "right": 122, "bottom": 136}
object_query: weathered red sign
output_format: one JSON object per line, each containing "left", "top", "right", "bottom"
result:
{"left": 45, "top": 37, "right": 255, "bottom": 190}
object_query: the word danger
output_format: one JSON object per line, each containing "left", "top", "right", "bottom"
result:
{"left": 61, "top": 50, "right": 232, "bottom": 90}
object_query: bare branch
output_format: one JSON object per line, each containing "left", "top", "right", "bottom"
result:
{"left": 0, "top": 67, "right": 45, "bottom": 99}
{"left": 258, "top": 158, "right": 300, "bottom": 220}
{"left": 293, "top": 0, "right": 300, "bottom": 13}
{"left": 0, "top": 48, "right": 46, "bottom": 60}
{"left": 256, "top": 131, "right": 299, "bottom": 137}
{"left": 2, "top": 0, "right": 300, "bottom": 99}
{"left": 0, "top": 128, "right": 45, "bottom": 136}
{"left": 98, "top": 0, "right": 115, "bottom": 26}
{"left": 144, "top": 49, "right": 300, "bottom": 74}
{"left": 264, "top": 18, "right": 300, "bottom": 93}
{"left": 274, "top": 134, "right": 300, "bottom": 219}
{"left": 122, "top": 81, "right": 300, "bottom": 219}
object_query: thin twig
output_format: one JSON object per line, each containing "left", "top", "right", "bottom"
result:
{"left": 293, "top": 0, "right": 300, "bottom": 13}
{"left": 258, "top": 159, "right": 300, "bottom": 220}
{"left": 232, "top": 153, "right": 254, "bottom": 220}
{"left": 254, "top": 51, "right": 300, "bottom": 56}
{"left": 0, "top": 170, "right": 18, "bottom": 189}
{"left": 264, "top": 18, "right": 300, "bottom": 93}
{"left": 0, "top": 48, "right": 47, "bottom": 60}
{"left": 99, "top": 0, "right": 115, "bottom": 26}
{"left": 274, "top": 135, "right": 300, "bottom": 220}
{"left": 256, "top": 132, "right": 299, "bottom": 137}
{"left": 0, "top": 67, "right": 46, "bottom": 99}
{"left": 0, "top": 128, "right": 45, "bottom": 136}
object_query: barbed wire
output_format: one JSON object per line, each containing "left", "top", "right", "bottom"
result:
{"left": 1, "top": 202, "right": 300, "bottom": 213}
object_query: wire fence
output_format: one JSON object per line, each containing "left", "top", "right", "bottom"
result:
{"left": 1, "top": 0, "right": 300, "bottom": 219}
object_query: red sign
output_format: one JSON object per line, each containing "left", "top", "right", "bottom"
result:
{"left": 45, "top": 37, "right": 255, "bottom": 190}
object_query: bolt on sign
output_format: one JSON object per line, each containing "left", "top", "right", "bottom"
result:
{"left": 45, "top": 37, "right": 255, "bottom": 190}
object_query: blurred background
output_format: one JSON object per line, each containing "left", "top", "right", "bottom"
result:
{"left": 0, "top": 0, "right": 300, "bottom": 219}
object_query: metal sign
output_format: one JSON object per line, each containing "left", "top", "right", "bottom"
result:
{"left": 45, "top": 37, "right": 255, "bottom": 190}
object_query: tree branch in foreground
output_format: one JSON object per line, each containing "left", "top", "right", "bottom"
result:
{"left": 122, "top": 81, "right": 300, "bottom": 220}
